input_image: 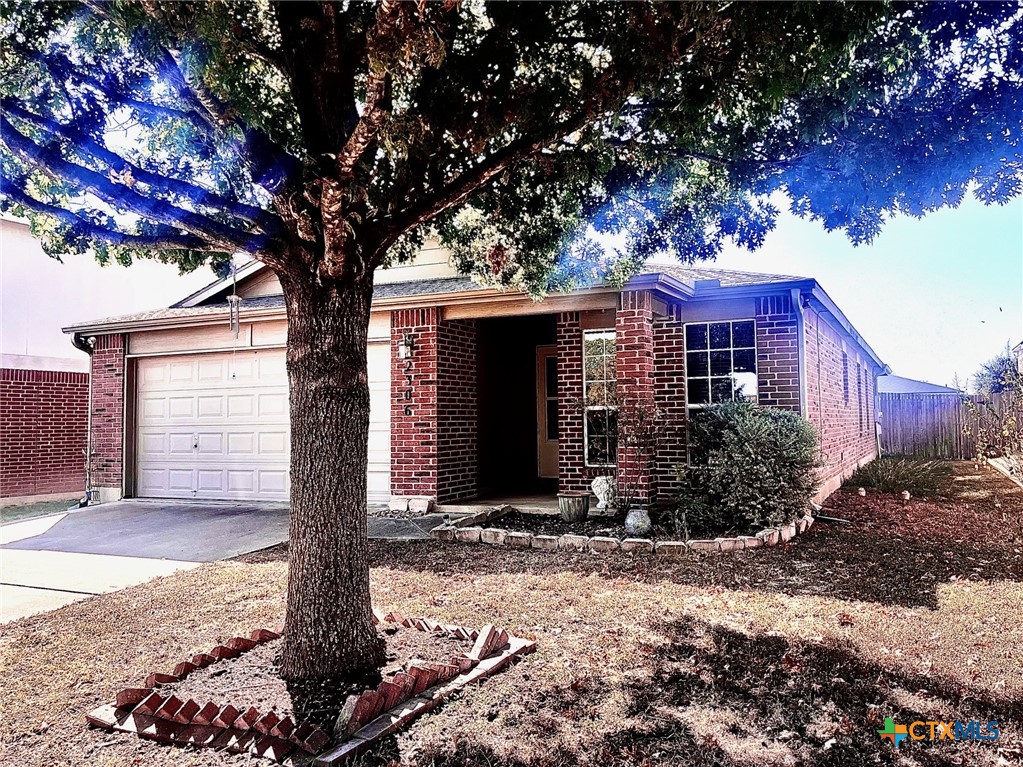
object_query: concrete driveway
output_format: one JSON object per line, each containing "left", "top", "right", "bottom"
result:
{"left": 0, "top": 500, "right": 290, "bottom": 623}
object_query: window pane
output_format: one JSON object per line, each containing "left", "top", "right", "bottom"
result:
{"left": 733, "top": 348, "right": 756, "bottom": 373}
{"left": 686, "top": 351, "right": 709, "bottom": 377}
{"left": 685, "top": 323, "right": 708, "bottom": 350}
{"left": 584, "top": 336, "right": 605, "bottom": 360}
{"left": 711, "top": 377, "right": 733, "bottom": 403}
{"left": 733, "top": 371, "right": 758, "bottom": 401}
{"left": 710, "top": 350, "right": 732, "bottom": 377}
{"left": 587, "top": 436, "right": 610, "bottom": 466}
{"left": 587, "top": 409, "right": 611, "bottom": 438}
{"left": 709, "top": 322, "right": 731, "bottom": 349}
{"left": 732, "top": 321, "right": 755, "bottom": 348}
{"left": 545, "top": 356, "right": 558, "bottom": 396}
{"left": 688, "top": 378, "right": 710, "bottom": 405}
{"left": 586, "top": 380, "right": 614, "bottom": 406}
{"left": 546, "top": 398, "right": 559, "bottom": 440}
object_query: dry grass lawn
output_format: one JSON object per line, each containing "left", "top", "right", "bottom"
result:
{"left": 1, "top": 462, "right": 1020, "bottom": 767}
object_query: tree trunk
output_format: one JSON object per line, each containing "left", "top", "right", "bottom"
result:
{"left": 277, "top": 260, "right": 386, "bottom": 681}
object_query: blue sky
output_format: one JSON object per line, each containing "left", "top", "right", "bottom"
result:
{"left": 710, "top": 194, "right": 1023, "bottom": 390}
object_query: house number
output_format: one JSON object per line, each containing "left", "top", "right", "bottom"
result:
{"left": 402, "top": 358, "right": 414, "bottom": 416}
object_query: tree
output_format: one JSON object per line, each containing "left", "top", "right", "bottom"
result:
{"left": 2, "top": 1, "right": 1021, "bottom": 680}
{"left": 974, "top": 346, "right": 1023, "bottom": 394}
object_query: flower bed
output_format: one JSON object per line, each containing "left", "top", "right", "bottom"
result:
{"left": 430, "top": 504, "right": 816, "bottom": 554}
{"left": 86, "top": 612, "right": 535, "bottom": 765}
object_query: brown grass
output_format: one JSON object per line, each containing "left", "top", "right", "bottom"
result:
{"left": 1, "top": 462, "right": 1020, "bottom": 766}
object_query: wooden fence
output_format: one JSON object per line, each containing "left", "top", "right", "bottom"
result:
{"left": 878, "top": 391, "right": 1009, "bottom": 460}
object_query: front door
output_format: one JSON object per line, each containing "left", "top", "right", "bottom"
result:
{"left": 536, "top": 345, "right": 558, "bottom": 478}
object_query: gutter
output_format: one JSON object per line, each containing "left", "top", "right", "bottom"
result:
{"left": 70, "top": 332, "right": 95, "bottom": 505}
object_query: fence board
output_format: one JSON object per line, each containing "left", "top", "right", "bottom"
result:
{"left": 878, "top": 392, "right": 1006, "bottom": 459}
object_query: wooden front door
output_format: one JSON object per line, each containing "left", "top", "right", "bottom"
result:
{"left": 536, "top": 345, "right": 558, "bottom": 478}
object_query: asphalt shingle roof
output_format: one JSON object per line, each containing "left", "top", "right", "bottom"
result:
{"left": 64, "top": 265, "right": 811, "bottom": 332}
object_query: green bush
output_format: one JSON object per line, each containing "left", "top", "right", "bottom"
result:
{"left": 846, "top": 457, "right": 952, "bottom": 496}
{"left": 667, "top": 401, "right": 820, "bottom": 536}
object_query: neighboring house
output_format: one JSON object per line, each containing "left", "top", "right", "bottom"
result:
{"left": 63, "top": 241, "right": 885, "bottom": 507}
{"left": 877, "top": 375, "right": 960, "bottom": 395}
{"left": 1014, "top": 341, "right": 1023, "bottom": 375}
{"left": 0, "top": 353, "right": 89, "bottom": 501}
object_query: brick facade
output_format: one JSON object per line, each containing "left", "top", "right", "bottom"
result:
{"left": 89, "top": 334, "right": 126, "bottom": 495}
{"left": 437, "top": 319, "right": 478, "bottom": 502}
{"left": 0, "top": 367, "right": 89, "bottom": 498}
{"left": 652, "top": 304, "right": 687, "bottom": 497}
{"left": 804, "top": 306, "right": 878, "bottom": 498}
{"left": 390, "top": 310, "right": 478, "bottom": 503}
{"left": 390, "top": 308, "right": 440, "bottom": 500}
{"left": 755, "top": 295, "right": 801, "bottom": 411}
{"left": 615, "top": 290, "right": 657, "bottom": 502}
{"left": 555, "top": 312, "right": 589, "bottom": 494}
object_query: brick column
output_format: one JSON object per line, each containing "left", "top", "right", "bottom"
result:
{"left": 437, "top": 319, "right": 478, "bottom": 502}
{"left": 653, "top": 303, "right": 686, "bottom": 498}
{"left": 615, "top": 290, "right": 657, "bottom": 504}
{"left": 556, "top": 312, "right": 588, "bottom": 494}
{"left": 391, "top": 309, "right": 440, "bottom": 504}
{"left": 90, "top": 334, "right": 125, "bottom": 501}
{"left": 390, "top": 310, "right": 478, "bottom": 505}
{"left": 755, "top": 295, "right": 800, "bottom": 411}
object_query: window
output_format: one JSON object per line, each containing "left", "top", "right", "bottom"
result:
{"left": 583, "top": 330, "right": 617, "bottom": 467}
{"left": 857, "top": 363, "right": 863, "bottom": 435}
{"left": 842, "top": 352, "right": 849, "bottom": 405}
{"left": 684, "top": 320, "right": 758, "bottom": 408}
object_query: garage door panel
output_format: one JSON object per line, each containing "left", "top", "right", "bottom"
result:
{"left": 136, "top": 345, "right": 389, "bottom": 502}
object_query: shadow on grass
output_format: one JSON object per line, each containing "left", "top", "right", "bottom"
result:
{"left": 405, "top": 616, "right": 1021, "bottom": 767}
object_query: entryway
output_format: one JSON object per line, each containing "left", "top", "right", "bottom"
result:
{"left": 476, "top": 314, "right": 558, "bottom": 497}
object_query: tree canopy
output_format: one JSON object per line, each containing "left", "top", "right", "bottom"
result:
{"left": 3, "top": 1, "right": 1021, "bottom": 291}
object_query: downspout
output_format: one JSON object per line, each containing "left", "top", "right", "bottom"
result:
{"left": 790, "top": 288, "right": 808, "bottom": 418}
{"left": 71, "top": 332, "right": 96, "bottom": 506}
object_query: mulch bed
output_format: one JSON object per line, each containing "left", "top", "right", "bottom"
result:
{"left": 495, "top": 509, "right": 734, "bottom": 540}
{"left": 160, "top": 626, "right": 473, "bottom": 732}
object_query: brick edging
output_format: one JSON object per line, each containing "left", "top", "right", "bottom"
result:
{"left": 86, "top": 614, "right": 536, "bottom": 764}
{"left": 430, "top": 505, "right": 817, "bottom": 554}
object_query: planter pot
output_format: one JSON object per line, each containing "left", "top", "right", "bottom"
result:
{"left": 558, "top": 492, "right": 590, "bottom": 523}
{"left": 624, "top": 508, "right": 652, "bottom": 536}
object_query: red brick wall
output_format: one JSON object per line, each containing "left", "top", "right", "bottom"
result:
{"left": 805, "top": 307, "right": 878, "bottom": 498}
{"left": 0, "top": 367, "right": 89, "bottom": 498}
{"left": 89, "top": 334, "right": 126, "bottom": 493}
{"left": 437, "top": 319, "right": 478, "bottom": 502}
{"left": 653, "top": 303, "right": 687, "bottom": 497}
{"left": 390, "top": 310, "right": 478, "bottom": 503}
{"left": 616, "top": 290, "right": 657, "bottom": 502}
{"left": 556, "top": 311, "right": 589, "bottom": 494}
{"left": 755, "top": 295, "right": 801, "bottom": 411}
{"left": 390, "top": 308, "right": 440, "bottom": 500}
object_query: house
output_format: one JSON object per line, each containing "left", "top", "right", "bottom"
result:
{"left": 0, "top": 353, "right": 89, "bottom": 503}
{"left": 62, "top": 240, "right": 885, "bottom": 508}
{"left": 1014, "top": 341, "right": 1023, "bottom": 375}
{"left": 877, "top": 375, "right": 959, "bottom": 395}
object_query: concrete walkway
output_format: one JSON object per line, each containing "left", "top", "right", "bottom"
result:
{"left": 0, "top": 500, "right": 444, "bottom": 623}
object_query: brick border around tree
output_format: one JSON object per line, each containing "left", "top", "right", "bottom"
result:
{"left": 86, "top": 613, "right": 536, "bottom": 765}
{"left": 429, "top": 504, "right": 817, "bottom": 554}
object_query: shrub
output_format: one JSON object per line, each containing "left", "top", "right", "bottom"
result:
{"left": 667, "top": 401, "right": 821, "bottom": 536}
{"left": 846, "top": 457, "right": 952, "bottom": 496}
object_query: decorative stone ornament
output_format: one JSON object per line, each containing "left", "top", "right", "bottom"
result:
{"left": 591, "top": 476, "right": 615, "bottom": 510}
{"left": 624, "top": 508, "right": 652, "bottom": 536}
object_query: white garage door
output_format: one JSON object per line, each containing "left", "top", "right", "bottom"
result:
{"left": 135, "top": 345, "right": 390, "bottom": 502}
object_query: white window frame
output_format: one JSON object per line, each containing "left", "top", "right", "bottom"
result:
{"left": 582, "top": 329, "right": 617, "bottom": 468}
{"left": 682, "top": 318, "right": 759, "bottom": 412}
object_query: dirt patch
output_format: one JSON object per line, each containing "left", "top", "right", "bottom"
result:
{"left": 496, "top": 511, "right": 643, "bottom": 539}
{"left": 161, "top": 626, "right": 473, "bottom": 731}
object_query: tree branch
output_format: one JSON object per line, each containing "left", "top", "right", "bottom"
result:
{"left": 2, "top": 99, "right": 282, "bottom": 233}
{"left": 1, "top": 176, "right": 213, "bottom": 251}
{"left": 1, "top": 115, "right": 271, "bottom": 255}
{"left": 336, "top": 0, "right": 401, "bottom": 177}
